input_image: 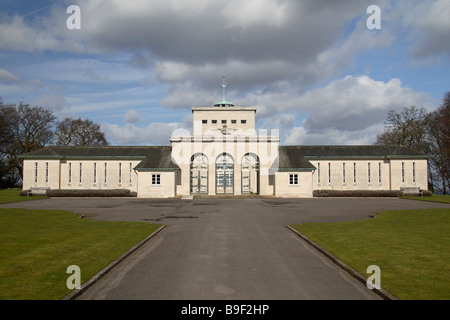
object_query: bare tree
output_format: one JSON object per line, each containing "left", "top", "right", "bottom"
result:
{"left": 375, "top": 106, "right": 429, "bottom": 151}
{"left": 55, "top": 117, "right": 109, "bottom": 146}
{"left": 375, "top": 98, "right": 450, "bottom": 194}
{"left": 0, "top": 101, "right": 56, "bottom": 186}
{"left": 426, "top": 93, "right": 450, "bottom": 194}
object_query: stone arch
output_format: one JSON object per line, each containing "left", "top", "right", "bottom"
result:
{"left": 215, "top": 153, "right": 234, "bottom": 194}
{"left": 241, "top": 153, "right": 260, "bottom": 195}
{"left": 190, "top": 153, "right": 208, "bottom": 194}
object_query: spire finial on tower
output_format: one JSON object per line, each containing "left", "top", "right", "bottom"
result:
{"left": 214, "top": 75, "right": 234, "bottom": 107}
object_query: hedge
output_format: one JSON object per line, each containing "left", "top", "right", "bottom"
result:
{"left": 313, "top": 189, "right": 432, "bottom": 197}
{"left": 24, "top": 189, "right": 137, "bottom": 197}
{"left": 313, "top": 190, "right": 401, "bottom": 197}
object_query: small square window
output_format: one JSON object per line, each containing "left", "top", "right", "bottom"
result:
{"left": 202, "top": 120, "right": 207, "bottom": 124}
{"left": 152, "top": 174, "right": 161, "bottom": 185}
{"left": 222, "top": 120, "right": 227, "bottom": 124}
{"left": 289, "top": 174, "right": 298, "bottom": 185}
{"left": 241, "top": 120, "right": 247, "bottom": 124}
{"left": 231, "top": 120, "right": 237, "bottom": 124}
{"left": 212, "top": 120, "right": 217, "bottom": 124}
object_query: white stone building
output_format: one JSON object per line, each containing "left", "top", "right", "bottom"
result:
{"left": 20, "top": 79, "right": 429, "bottom": 198}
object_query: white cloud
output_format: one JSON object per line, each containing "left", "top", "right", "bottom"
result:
{"left": 101, "top": 122, "right": 180, "bottom": 145}
{"left": 283, "top": 122, "right": 385, "bottom": 146}
{"left": 412, "top": 0, "right": 450, "bottom": 58}
{"left": 124, "top": 109, "right": 141, "bottom": 123}
{"left": 34, "top": 94, "right": 68, "bottom": 111}
{"left": 0, "top": 68, "right": 20, "bottom": 82}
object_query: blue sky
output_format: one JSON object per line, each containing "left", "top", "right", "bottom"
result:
{"left": 0, "top": 0, "right": 449, "bottom": 146}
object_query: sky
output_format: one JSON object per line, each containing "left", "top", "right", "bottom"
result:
{"left": 0, "top": 0, "right": 449, "bottom": 146}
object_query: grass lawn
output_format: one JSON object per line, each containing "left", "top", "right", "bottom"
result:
{"left": 403, "top": 194, "right": 450, "bottom": 204}
{"left": 291, "top": 208, "right": 450, "bottom": 300}
{"left": 0, "top": 208, "right": 162, "bottom": 300}
{"left": 0, "top": 188, "right": 47, "bottom": 203}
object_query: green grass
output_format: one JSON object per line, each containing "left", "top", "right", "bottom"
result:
{"left": 404, "top": 194, "right": 450, "bottom": 203}
{"left": 0, "top": 188, "right": 47, "bottom": 203}
{"left": 291, "top": 208, "right": 450, "bottom": 300}
{"left": 0, "top": 208, "right": 162, "bottom": 299}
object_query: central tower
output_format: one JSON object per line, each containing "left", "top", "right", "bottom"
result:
{"left": 170, "top": 76, "right": 279, "bottom": 197}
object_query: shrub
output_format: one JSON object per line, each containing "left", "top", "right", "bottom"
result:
{"left": 19, "top": 190, "right": 30, "bottom": 197}
{"left": 313, "top": 190, "right": 401, "bottom": 197}
{"left": 45, "top": 189, "right": 136, "bottom": 197}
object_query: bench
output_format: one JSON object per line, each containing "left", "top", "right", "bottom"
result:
{"left": 400, "top": 187, "right": 421, "bottom": 196}
{"left": 30, "top": 187, "right": 50, "bottom": 196}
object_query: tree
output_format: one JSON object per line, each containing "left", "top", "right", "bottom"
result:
{"left": 55, "top": 117, "right": 109, "bottom": 146}
{"left": 426, "top": 92, "right": 450, "bottom": 194}
{"left": 375, "top": 106, "right": 429, "bottom": 151}
{"left": 0, "top": 100, "right": 19, "bottom": 187}
{"left": 375, "top": 95, "right": 450, "bottom": 194}
{"left": 0, "top": 101, "right": 56, "bottom": 186}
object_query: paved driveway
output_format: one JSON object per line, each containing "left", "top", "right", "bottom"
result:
{"left": 3, "top": 197, "right": 448, "bottom": 300}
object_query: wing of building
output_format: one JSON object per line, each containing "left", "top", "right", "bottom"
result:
{"left": 20, "top": 80, "right": 429, "bottom": 198}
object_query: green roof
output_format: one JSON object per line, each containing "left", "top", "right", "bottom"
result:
{"left": 133, "top": 146, "right": 180, "bottom": 171}
{"left": 19, "top": 146, "right": 180, "bottom": 171}
{"left": 214, "top": 100, "right": 234, "bottom": 107}
{"left": 278, "top": 145, "right": 428, "bottom": 171}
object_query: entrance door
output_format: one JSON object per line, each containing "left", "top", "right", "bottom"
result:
{"left": 242, "top": 153, "right": 259, "bottom": 194}
{"left": 216, "top": 153, "right": 234, "bottom": 194}
{"left": 190, "top": 154, "right": 208, "bottom": 194}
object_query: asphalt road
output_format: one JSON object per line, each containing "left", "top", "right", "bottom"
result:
{"left": 3, "top": 197, "right": 448, "bottom": 300}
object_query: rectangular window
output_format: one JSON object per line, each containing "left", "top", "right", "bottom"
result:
{"left": 119, "top": 163, "right": 122, "bottom": 184}
{"left": 353, "top": 162, "right": 356, "bottom": 184}
{"left": 368, "top": 163, "right": 371, "bottom": 184}
{"left": 317, "top": 163, "right": 321, "bottom": 184}
{"left": 212, "top": 120, "right": 217, "bottom": 124}
{"left": 342, "top": 163, "right": 346, "bottom": 184}
{"left": 35, "top": 162, "right": 38, "bottom": 183}
{"left": 79, "top": 163, "right": 82, "bottom": 183}
{"left": 289, "top": 174, "right": 298, "bottom": 185}
{"left": 222, "top": 120, "right": 227, "bottom": 124}
{"left": 402, "top": 162, "right": 405, "bottom": 183}
{"left": 152, "top": 174, "right": 161, "bottom": 185}
{"left": 241, "top": 120, "right": 247, "bottom": 124}
{"left": 328, "top": 163, "right": 331, "bottom": 184}
{"left": 68, "top": 163, "right": 72, "bottom": 183}
{"left": 202, "top": 120, "right": 207, "bottom": 124}
{"left": 45, "top": 162, "right": 49, "bottom": 183}
{"left": 104, "top": 163, "right": 107, "bottom": 184}
{"left": 413, "top": 162, "right": 416, "bottom": 183}
{"left": 378, "top": 163, "right": 382, "bottom": 183}
{"left": 231, "top": 120, "right": 237, "bottom": 124}
{"left": 129, "top": 163, "right": 133, "bottom": 184}
{"left": 94, "top": 163, "right": 97, "bottom": 184}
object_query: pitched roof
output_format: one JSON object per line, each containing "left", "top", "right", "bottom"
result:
{"left": 133, "top": 146, "right": 180, "bottom": 171}
{"left": 20, "top": 146, "right": 154, "bottom": 158}
{"left": 278, "top": 145, "right": 428, "bottom": 171}
{"left": 19, "top": 146, "right": 180, "bottom": 171}
{"left": 286, "top": 145, "right": 429, "bottom": 158}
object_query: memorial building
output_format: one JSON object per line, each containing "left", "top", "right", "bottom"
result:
{"left": 21, "top": 78, "right": 429, "bottom": 198}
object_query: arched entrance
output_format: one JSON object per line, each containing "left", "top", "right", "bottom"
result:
{"left": 216, "top": 153, "right": 234, "bottom": 194}
{"left": 190, "top": 153, "right": 208, "bottom": 194}
{"left": 241, "top": 153, "right": 260, "bottom": 195}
